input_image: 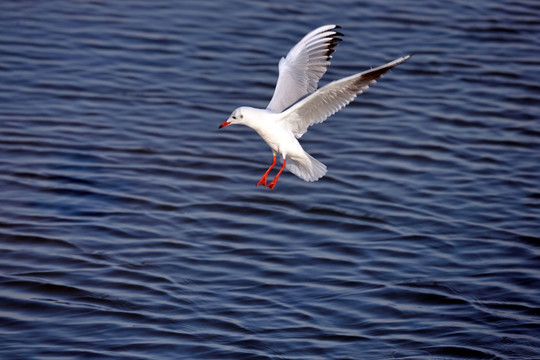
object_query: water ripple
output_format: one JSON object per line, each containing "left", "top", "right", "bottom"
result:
{"left": 1, "top": 0, "right": 539, "bottom": 359}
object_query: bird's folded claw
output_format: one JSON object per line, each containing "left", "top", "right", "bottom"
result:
{"left": 256, "top": 175, "right": 267, "bottom": 187}
{"left": 266, "top": 180, "right": 277, "bottom": 190}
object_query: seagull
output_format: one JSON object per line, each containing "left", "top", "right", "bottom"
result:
{"left": 219, "top": 25, "right": 410, "bottom": 189}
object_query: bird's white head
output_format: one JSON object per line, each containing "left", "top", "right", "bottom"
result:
{"left": 219, "top": 107, "right": 251, "bottom": 129}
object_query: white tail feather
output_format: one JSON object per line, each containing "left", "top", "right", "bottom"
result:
{"left": 286, "top": 152, "right": 327, "bottom": 182}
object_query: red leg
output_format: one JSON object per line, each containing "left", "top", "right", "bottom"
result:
{"left": 256, "top": 154, "right": 276, "bottom": 187}
{"left": 266, "top": 158, "right": 286, "bottom": 190}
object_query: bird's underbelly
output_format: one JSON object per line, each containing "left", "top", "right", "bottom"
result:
{"left": 257, "top": 127, "right": 304, "bottom": 158}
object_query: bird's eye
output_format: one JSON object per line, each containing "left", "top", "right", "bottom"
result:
{"left": 232, "top": 116, "right": 236, "bottom": 119}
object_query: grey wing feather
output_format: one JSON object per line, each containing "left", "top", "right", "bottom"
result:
{"left": 266, "top": 25, "right": 343, "bottom": 113}
{"left": 280, "top": 55, "right": 411, "bottom": 138}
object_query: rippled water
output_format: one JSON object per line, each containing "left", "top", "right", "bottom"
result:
{"left": 1, "top": 0, "right": 539, "bottom": 359}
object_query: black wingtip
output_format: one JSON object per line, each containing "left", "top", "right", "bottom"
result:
{"left": 324, "top": 29, "right": 343, "bottom": 59}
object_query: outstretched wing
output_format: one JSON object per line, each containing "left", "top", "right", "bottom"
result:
{"left": 266, "top": 25, "right": 343, "bottom": 113}
{"left": 279, "top": 55, "right": 411, "bottom": 138}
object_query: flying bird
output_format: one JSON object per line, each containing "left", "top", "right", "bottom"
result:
{"left": 219, "top": 25, "right": 410, "bottom": 189}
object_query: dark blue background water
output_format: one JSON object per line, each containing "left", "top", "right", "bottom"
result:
{"left": 1, "top": 1, "right": 539, "bottom": 359}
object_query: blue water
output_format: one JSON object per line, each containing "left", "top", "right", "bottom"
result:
{"left": 1, "top": 0, "right": 539, "bottom": 359}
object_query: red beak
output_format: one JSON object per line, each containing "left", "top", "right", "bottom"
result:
{"left": 219, "top": 121, "right": 231, "bottom": 129}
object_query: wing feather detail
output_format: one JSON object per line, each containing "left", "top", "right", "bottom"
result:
{"left": 266, "top": 25, "right": 343, "bottom": 113}
{"left": 279, "top": 55, "right": 411, "bottom": 138}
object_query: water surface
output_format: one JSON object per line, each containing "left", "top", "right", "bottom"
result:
{"left": 1, "top": 0, "right": 539, "bottom": 359}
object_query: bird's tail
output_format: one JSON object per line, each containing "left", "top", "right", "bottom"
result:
{"left": 286, "top": 152, "right": 327, "bottom": 182}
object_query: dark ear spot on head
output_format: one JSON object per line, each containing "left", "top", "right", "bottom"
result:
{"left": 240, "top": 114, "right": 243, "bottom": 119}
